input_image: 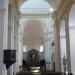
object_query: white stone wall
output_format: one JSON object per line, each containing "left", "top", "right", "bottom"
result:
{"left": 69, "top": 28, "right": 75, "bottom": 75}
{"left": 0, "top": 0, "right": 6, "bottom": 9}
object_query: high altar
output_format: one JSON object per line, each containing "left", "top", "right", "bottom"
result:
{"left": 16, "top": 49, "right": 62, "bottom": 75}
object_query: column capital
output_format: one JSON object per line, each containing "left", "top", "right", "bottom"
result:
{"left": 54, "top": 16, "right": 61, "bottom": 26}
{"left": 63, "top": 12, "right": 69, "bottom": 22}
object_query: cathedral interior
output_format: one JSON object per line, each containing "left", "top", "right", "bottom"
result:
{"left": 0, "top": 0, "right": 75, "bottom": 75}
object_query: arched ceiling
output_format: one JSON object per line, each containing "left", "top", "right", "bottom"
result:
{"left": 18, "top": 0, "right": 61, "bottom": 10}
{"left": 19, "top": 0, "right": 52, "bottom": 13}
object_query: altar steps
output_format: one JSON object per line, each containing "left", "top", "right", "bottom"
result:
{"left": 16, "top": 71, "right": 63, "bottom": 75}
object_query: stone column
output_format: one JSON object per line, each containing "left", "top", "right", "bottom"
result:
{"left": 65, "top": 15, "right": 71, "bottom": 74}
{"left": 7, "top": 3, "right": 15, "bottom": 75}
{"left": 13, "top": 14, "right": 19, "bottom": 74}
{"left": 9, "top": 3, "right": 19, "bottom": 74}
{"left": 54, "top": 18, "right": 61, "bottom": 72}
{"left": 0, "top": 0, "right": 9, "bottom": 75}
{"left": 7, "top": 4, "right": 12, "bottom": 75}
{"left": 18, "top": 36, "right": 23, "bottom": 71}
{"left": 13, "top": 1, "right": 20, "bottom": 73}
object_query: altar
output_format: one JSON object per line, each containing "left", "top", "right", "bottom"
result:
{"left": 17, "top": 49, "right": 63, "bottom": 75}
{"left": 27, "top": 49, "right": 40, "bottom": 67}
{"left": 30, "top": 67, "right": 40, "bottom": 72}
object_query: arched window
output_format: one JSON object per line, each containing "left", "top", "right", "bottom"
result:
{"left": 23, "top": 45, "right": 26, "bottom": 52}
{"left": 40, "top": 45, "right": 43, "bottom": 52}
{"left": 19, "top": 0, "right": 54, "bottom": 13}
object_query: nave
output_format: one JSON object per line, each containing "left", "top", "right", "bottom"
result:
{"left": 0, "top": 0, "right": 75, "bottom": 75}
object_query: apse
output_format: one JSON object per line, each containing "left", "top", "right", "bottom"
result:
{"left": 23, "top": 20, "right": 44, "bottom": 38}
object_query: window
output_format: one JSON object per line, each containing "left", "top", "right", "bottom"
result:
{"left": 19, "top": 0, "right": 53, "bottom": 13}
{"left": 40, "top": 45, "right": 43, "bottom": 52}
{"left": 23, "top": 45, "right": 26, "bottom": 52}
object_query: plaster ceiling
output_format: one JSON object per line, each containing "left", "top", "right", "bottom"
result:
{"left": 23, "top": 20, "right": 44, "bottom": 38}
{"left": 19, "top": 0, "right": 61, "bottom": 10}
{"left": 19, "top": 0, "right": 52, "bottom": 13}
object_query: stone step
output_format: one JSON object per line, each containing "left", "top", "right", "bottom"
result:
{"left": 16, "top": 71, "right": 63, "bottom": 75}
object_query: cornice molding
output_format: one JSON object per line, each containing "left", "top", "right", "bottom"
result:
{"left": 20, "top": 12, "right": 54, "bottom": 18}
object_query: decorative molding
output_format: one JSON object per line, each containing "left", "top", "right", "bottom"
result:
{"left": 20, "top": 12, "right": 54, "bottom": 18}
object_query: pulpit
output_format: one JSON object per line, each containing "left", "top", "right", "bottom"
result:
{"left": 3, "top": 50, "right": 16, "bottom": 69}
